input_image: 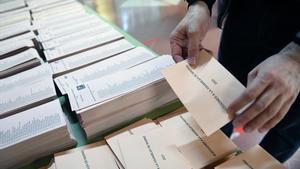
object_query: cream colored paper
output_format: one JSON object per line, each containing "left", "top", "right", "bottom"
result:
{"left": 178, "top": 130, "right": 237, "bottom": 169}
{"left": 118, "top": 127, "right": 192, "bottom": 169}
{"left": 162, "top": 50, "right": 245, "bottom": 136}
{"left": 215, "top": 145, "right": 285, "bottom": 169}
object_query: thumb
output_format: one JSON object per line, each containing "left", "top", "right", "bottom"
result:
{"left": 187, "top": 34, "right": 200, "bottom": 65}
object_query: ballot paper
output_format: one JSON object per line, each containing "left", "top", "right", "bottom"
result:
{"left": 162, "top": 50, "right": 246, "bottom": 136}
{"left": 42, "top": 25, "right": 117, "bottom": 50}
{"left": 54, "top": 141, "right": 121, "bottom": 169}
{"left": 0, "top": 32, "right": 36, "bottom": 50}
{"left": 30, "top": 0, "right": 82, "bottom": 15}
{"left": 30, "top": 0, "right": 80, "bottom": 14}
{"left": 37, "top": 17, "right": 104, "bottom": 42}
{"left": 0, "top": 0, "right": 26, "bottom": 13}
{"left": 55, "top": 47, "right": 157, "bottom": 94}
{"left": 0, "top": 48, "right": 40, "bottom": 72}
{"left": 106, "top": 119, "right": 160, "bottom": 168}
{"left": 67, "top": 55, "right": 175, "bottom": 111}
{"left": 35, "top": 14, "right": 92, "bottom": 32}
{"left": 44, "top": 29, "right": 123, "bottom": 62}
{"left": 159, "top": 112, "right": 206, "bottom": 144}
{"left": 0, "top": 7, "right": 30, "bottom": 18}
{"left": 177, "top": 130, "right": 238, "bottom": 169}
{"left": 32, "top": 12, "right": 87, "bottom": 29}
{"left": 0, "top": 64, "right": 52, "bottom": 92}
{"left": 55, "top": 145, "right": 120, "bottom": 169}
{"left": 0, "top": 39, "right": 34, "bottom": 56}
{"left": 0, "top": 11, "right": 31, "bottom": 27}
{"left": 28, "top": 0, "right": 78, "bottom": 12}
{"left": 215, "top": 145, "right": 285, "bottom": 169}
{"left": 0, "top": 99, "right": 75, "bottom": 169}
{"left": 49, "top": 39, "right": 134, "bottom": 76}
{"left": 118, "top": 127, "right": 192, "bottom": 169}
{"left": 0, "top": 20, "right": 32, "bottom": 40}
{"left": 0, "top": 76, "right": 56, "bottom": 117}
{"left": 0, "top": 99, "right": 65, "bottom": 149}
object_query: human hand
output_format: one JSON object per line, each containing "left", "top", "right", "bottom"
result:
{"left": 170, "top": 1, "right": 210, "bottom": 65}
{"left": 227, "top": 42, "right": 300, "bottom": 133}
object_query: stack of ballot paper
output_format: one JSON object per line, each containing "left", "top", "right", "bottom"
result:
{"left": 66, "top": 55, "right": 178, "bottom": 138}
{"left": 0, "top": 64, "right": 56, "bottom": 117}
{"left": 0, "top": 48, "right": 42, "bottom": 78}
{"left": 0, "top": 99, "right": 75, "bottom": 169}
{"left": 29, "top": 0, "right": 124, "bottom": 62}
{"left": 215, "top": 145, "right": 285, "bottom": 169}
{"left": 0, "top": 0, "right": 26, "bottom": 13}
{"left": 50, "top": 141, "right": 122, "bottom": 169}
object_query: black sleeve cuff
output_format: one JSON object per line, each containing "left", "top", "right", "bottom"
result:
{"left": 294, "top": 31, "right": 300, "bottom": 46}
{"left": 186, "top": 0, "right": 216, "bottom": 15}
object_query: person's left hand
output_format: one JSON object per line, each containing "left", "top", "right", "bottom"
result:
{"left": 227, "top": 43, "right": 300, "bottom": 133}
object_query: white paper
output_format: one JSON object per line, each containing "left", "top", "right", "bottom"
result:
{"left": 37, "top": 17, "right": 104, "bottom": 42}
{"left": 0, "top": 39, "right": 34, "bottom": 56}
{"left": 0, "top": 76, "right": 56, "bottom": 116}
{"left": 67, "top": 55, "right": 175, "bottom": 111}
{"left": 0, "top": 48, "right": 40, "bottom": 72}
{"left": 0, "top": 11, "right": 31, "bottom": 27}
{"left": 0, "top": 31, "right": 36, "bottom": 48}
{"left": 0, "top": 7, "right": 30, "bottom": 18}
{"left": 42, "top": 25, "right": 117, "bottom": 50}
{"left": 0, "top": 0, "right": 25, "bottom": 13}
{"left": 49, "top": 39, "right": 134, "bottom": 75}
{"left": 0, "top": 64, "right": 52, "bottom": 92}
{"left": 0, "top": 20, "right": 32, "bottom": 40}
{"left": 55, "top": 47, "right": 157, "bottom": 94}
{"left": 0, "top": 99, "right": 65, "bottom": 149}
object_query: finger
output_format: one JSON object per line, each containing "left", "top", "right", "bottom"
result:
{"left": 232, "top": 86, "right": 280, "bottom": 130}
{"left": 258, "top": 97, "right": 295, "bottom": 132}
{"left": 173, "top": 55, "right": 184, "bottom": 63}
{"left": 243, "top": 96, "right": 283, "bottom": 133}
{"left": 227, "top": 72, "right": 272, "bottom": 118}
{"left": 187, "top": 33, "right": 200, "bottom": 65}
{"left": 170, "top": 39, "right": 183, "bottom": 58}
{"left": 247, "top": 68, "right": 258, "bottom": 86}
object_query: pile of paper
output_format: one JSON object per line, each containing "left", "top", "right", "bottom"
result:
{"left": 105, "top": 111, "right": 238, "bottom": 169}
{"left": 64, "top": 55, "right": 177, "bottom": 138}
{"left": 49, "top": 141, "right": 122, "bottom": 169}
{"left": 215, "top": 145, "right": 285, "bottom": 169}
{"left": 0, "top": 0, "right": 43, "bottom": 78}
{"left": 28, "top": 0, "right": 124, "bottom": 62}
{"left": 0, "top": 64, "right": 57, "bottom": 118}
{"left": 0, "top": 99, "right": 75, "bottom": 169}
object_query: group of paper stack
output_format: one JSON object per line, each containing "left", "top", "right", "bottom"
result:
{"left": 0, "top": 0, "right": 99, "bottom": 168}
{"left": 48, "top": 108, "right": 285, "bottom": 169}
{"left": 31, "top": 0, "right": 177, "bottom": 139}
{"left": 47, "top": 49, "right": 286, "bottom": 169}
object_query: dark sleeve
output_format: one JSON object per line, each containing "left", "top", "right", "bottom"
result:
{"left": 294, "top": 31, "right": 300, "bottom": 46}
{"left": 186, "top": 0, "right": 216, "bottom": 14}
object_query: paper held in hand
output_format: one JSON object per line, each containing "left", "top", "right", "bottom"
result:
{"left": 162, "top": 50, "right": 246, "bottom": 136}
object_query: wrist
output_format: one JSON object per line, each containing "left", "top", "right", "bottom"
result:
{"left": 281, "top": 42, "right": 300, "bottom": 64}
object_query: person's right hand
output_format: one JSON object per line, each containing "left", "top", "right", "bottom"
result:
{"left": 170, "top": 1, "right": 210, "bottom": 65}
